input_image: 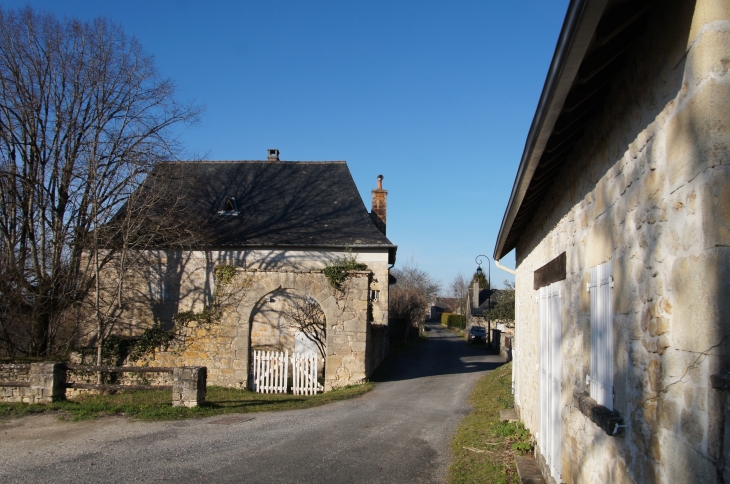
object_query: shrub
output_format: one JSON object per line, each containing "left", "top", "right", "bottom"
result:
{"left": 441, "top": 312, "right": 465, "bottom": 329}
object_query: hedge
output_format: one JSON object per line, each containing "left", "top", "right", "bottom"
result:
{"left": 441, "top": 312, "right": 465, "bottom": 329}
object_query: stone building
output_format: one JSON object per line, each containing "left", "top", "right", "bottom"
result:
{"left": 106, "top": 150, "right": 396, "bottom": 391}
{"left": 493, "top": 1, "right": 730, "bottom": 483}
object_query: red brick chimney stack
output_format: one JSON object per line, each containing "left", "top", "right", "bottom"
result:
{"left": 371, "top": 174, "right": 387, "bottom": 234}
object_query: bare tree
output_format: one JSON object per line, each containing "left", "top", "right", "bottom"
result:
{"left": 0, "top": 7, "right": 202, "bottom": 357}
{"left": 82, "top": 171, "right": 202, "bottom": 369}
{"left": 285, "top": 293, "right": 326, "bottom": 359}
{"left": 390, "top": 259, "right": 440, "bottom": 341}
{"left": 450, "top": 273, "right": 470, "bottom": 330}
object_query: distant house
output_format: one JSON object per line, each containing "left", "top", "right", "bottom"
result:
{"left": 494, "top": 1, "right": 730, "bottom": 483}
{"left": 467, "top": 286, "right": 500, "bottom": 318}
{"left": 101, "top": 150, "right": 397, "bottom": 391}
{"left": 429, "top": 297, "right": 461, "bottom": 321}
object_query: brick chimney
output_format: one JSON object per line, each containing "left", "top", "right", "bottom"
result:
{"left": 267, "top": 148, "right": 280, "bottom": 162}
{"left": 371, "top": 174, "right": 387, "bottom": 235}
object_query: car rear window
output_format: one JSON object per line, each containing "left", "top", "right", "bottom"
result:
{"left": 471, "top": 327, "right": 486, "bottom": 333}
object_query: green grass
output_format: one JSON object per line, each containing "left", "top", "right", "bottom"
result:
{"left": 448, "top": 362, "right": 533, "bottom": 484}
{"left": 0, "top": 383, "right": 374, "bottom": 421}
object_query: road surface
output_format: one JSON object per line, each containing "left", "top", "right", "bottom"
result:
{"left": 0, "top": 323, "right": 504, "bottom": 483}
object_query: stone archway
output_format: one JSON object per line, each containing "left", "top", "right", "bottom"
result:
{"left": 249, "top": 288, "right": 327, "bottom": 360}
{"left": 227, "top": 269, "right": 371, "bottom": 391}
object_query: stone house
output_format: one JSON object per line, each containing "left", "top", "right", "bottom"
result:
{"left": 429, "top": 297, "right": 460, "bottom": 321}
{"left": 106, "top": 150, "right": 397, "bottom": 391}
{"left": 493, "top": 1, "right": 730, "bottom": 483}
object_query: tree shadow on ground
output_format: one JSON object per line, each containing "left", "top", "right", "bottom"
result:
{"left": 371, "top": 322, "right": 506, "bottom": 383}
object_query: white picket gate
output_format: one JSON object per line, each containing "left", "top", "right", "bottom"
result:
{"left": 253, "top": 350, "right": 289, "bottom": 393}
{"left": 291, "top": 352, "right": 323, "bottom": 395}
{"left": 252, "top": 350, "right": 323, "bottom": 394}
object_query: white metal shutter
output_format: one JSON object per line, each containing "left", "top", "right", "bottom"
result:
{"left": 538, "top": 283, "right": 562, "bottom": 482}
{"left": 548, "top": 283, "right": 562, "bottom": 482}
{"left": 514, "top": 296, "right": 519, "bottom": 403}
{"left": 538, "top": 286, "right": 548, "bottom": 458}
{"left": 589, "top": 261, "right": 614, "bottom": 410}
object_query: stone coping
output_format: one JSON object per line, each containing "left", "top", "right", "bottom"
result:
{"left": 573, "top": 391, "right": 625, "bottom": 437}
{"left": 236, "top": 268, "right": 372, "bottom": 274}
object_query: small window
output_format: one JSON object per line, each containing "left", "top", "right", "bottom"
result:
{"left": 218, "top": 196, "right": 239, "bottom": 216}
{"left": 369, "top": 290, "right": 380, "bottom": 302}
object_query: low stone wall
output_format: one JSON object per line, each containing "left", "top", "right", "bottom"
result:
{"left": 1, "top": 363, "right": 206, "bottom": 407}
{"left": 0, "top": 363, "right": 66, "bottom": 404}
{"left": 0, "top": 363, "right": 31, "bottom": 384}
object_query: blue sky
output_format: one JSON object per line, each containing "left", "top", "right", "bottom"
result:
{"left": 5, "top": 0, "right": 569, "bottom": 291}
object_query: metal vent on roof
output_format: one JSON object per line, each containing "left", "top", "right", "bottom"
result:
{"left": 218, "top": 197, "right": 240, "bottom": 216}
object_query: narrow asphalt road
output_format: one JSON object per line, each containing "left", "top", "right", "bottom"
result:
{"left": 0, "top": 323, "right": 504, "bottom": 483}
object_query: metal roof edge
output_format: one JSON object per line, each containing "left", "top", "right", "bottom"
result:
{"left": 493, "top": 0, "right": 608, "bottom": 261}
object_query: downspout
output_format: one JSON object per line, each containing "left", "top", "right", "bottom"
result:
{"left": 495, "top": 259, "right": 516, "bottom": 275}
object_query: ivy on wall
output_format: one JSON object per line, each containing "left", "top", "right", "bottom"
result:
{"left": 79, "top": 265, "right": 242, "bottom": 366}
{"left": 323, "top": 250, "right": 367, "bottom": 290}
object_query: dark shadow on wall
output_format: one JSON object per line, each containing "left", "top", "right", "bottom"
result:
{"left": 512, "top": 0, "right": 730, "bottom": 481}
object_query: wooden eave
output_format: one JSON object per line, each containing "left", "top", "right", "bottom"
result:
{"left": 493, "top": 0, "right": 655, "bottom": 261}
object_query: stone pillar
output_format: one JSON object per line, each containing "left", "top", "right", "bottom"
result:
{"left": 172, "top": 366, "right": 206, "bottom": 407}
{"left": 472, "top": 281, "right": 479, "bottom": 309}
{"left": 28, "top": 362, "right": 66, "bottom": 404}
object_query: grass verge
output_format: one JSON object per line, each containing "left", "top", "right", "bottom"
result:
{"left": 448, "top": 362, "right": 533, "bottom": 484}
{"left": 0, "top": 382, "right": 374, "bottom": 421}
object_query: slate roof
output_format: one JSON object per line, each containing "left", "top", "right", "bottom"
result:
{"left": 132, "top": 160, "right": 396, "bottom": 260}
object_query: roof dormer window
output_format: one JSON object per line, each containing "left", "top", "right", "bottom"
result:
{"left": 218, "top": 197, "right": 240, "bottom": 216}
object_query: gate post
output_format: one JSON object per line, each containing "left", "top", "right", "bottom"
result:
{"left": 28, "top": 362, "right": 66, "bottom": 404}
{"left": 172, "top": 366, "right": 207, "bottom": 407}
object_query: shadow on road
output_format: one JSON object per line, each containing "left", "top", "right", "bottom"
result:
{"left": 370, "top": 322, "right": 506, "bottom": 383}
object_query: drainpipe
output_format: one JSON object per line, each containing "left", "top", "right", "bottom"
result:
{"left": 495, "top": 259, "right": 516, "bottom": 275}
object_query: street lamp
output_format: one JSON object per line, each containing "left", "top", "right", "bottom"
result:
{"left": 475, "top": 255, "right": 492, "bottom": 345}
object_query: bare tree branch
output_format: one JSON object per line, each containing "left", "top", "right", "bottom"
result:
{"left": 0, "top": 7, "right": 202, "bottom": 357}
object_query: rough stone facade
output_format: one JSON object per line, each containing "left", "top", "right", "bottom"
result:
{"left": 512, "top": 1, "right": 730, "bottom": 483}
{"left": 128, "top": 248, "right": 390, "bottom": 391}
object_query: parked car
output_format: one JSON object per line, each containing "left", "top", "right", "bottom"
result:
{"left": 468, "top": 326, "right": 487, "bottom": 344}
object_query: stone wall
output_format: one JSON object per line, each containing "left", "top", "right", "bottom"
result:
{"left": 142, "top": 268, "right": 383, "bottom": 391}
{"left": 88, "top": 247, "right": 390, "bottom": 391}
{"left": 512, "top": 1, "right": 730, "bottom": 483}
{"left": 1, "top": 363, "right": 65, "bottom": 404}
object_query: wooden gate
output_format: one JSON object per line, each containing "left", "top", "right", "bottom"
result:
{"left": 291, "top": 353, "right": 323, "bottom": 395}
{"left": 252, "top": 350, "right": 289, "bottom": 393}
{"left": 252, "top": 350, "right": 323, "bottom": 394}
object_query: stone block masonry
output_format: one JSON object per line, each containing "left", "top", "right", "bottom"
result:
{"left": 172, "top": 367, "right": 206, "bottom": 407}
{"left": 145, "top": 267, "right": 385, "bottom": 391}
{"left": 511, "top": 1, "right": 730, "bottom": 482}
{"left": 1, "top": 363, "right": 66, "bottom": 404}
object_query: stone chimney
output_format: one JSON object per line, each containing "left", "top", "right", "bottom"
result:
{"left": 371, "top": 174, "right": 387, "bottom": 234}
{"left": 472, "top": 281, "right": 480, "bottom": 309}
{"left": 267, "top": 149, "right": 280, "bottom": 162}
